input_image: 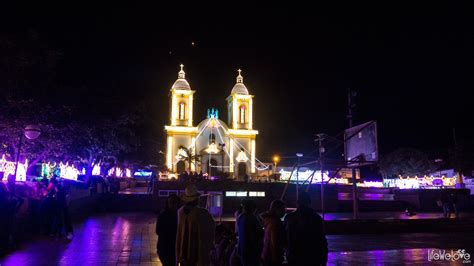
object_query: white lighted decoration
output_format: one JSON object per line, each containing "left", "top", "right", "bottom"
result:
{"left": 382, "top": 175, "right": 457, "bottom": 189}
{"left": 179, "top": 102, "right": 185, "bottom": 120}
{"left": 278, "top": 169, "right": 330, "bottom": 184}
{"left": 107, "top": 167, "right": 131, "bottom": 178}
{"left": 92, "top": 164, "right": 101, "bottom": 176}
{"left": 0, "top": 154, "right": 27, "bottom": 181}
{"left": 115, "top": 167, "right": 123, "bottom": 177}
{"left": 59, "top": 162, "right": 80, "bottom": 181}
{"left": 236, "top": 151, "right": 249, "bottom": 162}
{"left": 251, "top": 140, "right": 256, "bottom": 173}
{"left": 240, "top": 105, "right": 246, "bottom": 124}
{"left": 205, "top": 143, "right": 219, "bottom": 154}
{"left": 167, "top": 136, "right": 173, "bottom": 170}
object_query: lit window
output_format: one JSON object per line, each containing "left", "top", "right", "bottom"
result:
{"left": 179, "top": 102, "right": 186, "bottom": 120}
{"left": 239, "top": 105, "right": 246, "bottom": 124}
{"left": 226, "top": 191, "right": 236, "bottom": 197}
{"left": 236, "top": 191, "right": 248, "bottom": 197}
{"left": 249, "top": 191, "right": 265, "bottom": 197}
{"left": 209, "top": 133, "right": 216, "bottom": 144}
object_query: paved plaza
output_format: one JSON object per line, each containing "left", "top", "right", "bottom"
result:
{"left": 1, "top": 212, "right": 473, "bottom": 265}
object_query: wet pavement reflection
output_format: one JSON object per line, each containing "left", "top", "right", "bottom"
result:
{"left": 1, "top": 213, "right": 473, "bottom": 265}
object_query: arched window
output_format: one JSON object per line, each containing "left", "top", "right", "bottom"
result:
{"left": 179, "top": 102, "right": 186, "bottom": 120}
{"left": 209, "top": 133, "right": 216, "bottom": 144}
{"left": 239, "top": 105, "right": 246, "bottom": 124}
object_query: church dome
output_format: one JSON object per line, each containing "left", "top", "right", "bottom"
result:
{"left": 172, "top": 64, "right": 191, "bottom": 90}
{"left": 231, "top": 69, "right": 249, "bottom": 95}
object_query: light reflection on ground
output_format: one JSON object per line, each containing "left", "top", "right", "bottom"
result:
{"left": 0, "top": 213, "right": 473, "bottom": 265}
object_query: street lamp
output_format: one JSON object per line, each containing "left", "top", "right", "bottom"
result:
{"left": 12, "top": 125, "right": 41, "bottom": 183}
{"left": 296, "top": 153, "right": 303, "bottom": 199}
{"left": 272, "top": 155, "right": 280, "bottom": 174}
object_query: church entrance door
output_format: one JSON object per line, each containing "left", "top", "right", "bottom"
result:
{"left": 206, "top": 158, "right": 218, "bottom": 176}
{"left": 238, "top": 162, "right": 247, "bottom": 180}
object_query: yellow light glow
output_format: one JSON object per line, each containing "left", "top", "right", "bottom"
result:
{"left": 236, "top": 151, "right": 249, "bottom": 162}
{"left": 228, "top": 129, "right": 258, "bottom": 136}
{"left": 171, "top": 94, "right": 177, "bottom": 125}
{"left": 233, "top": 98, "right": 238, "bottom": 129}
{"left": 251, "top": 139, "right": 256, "bottom": 173}
{"left": 229, "top": 139, "right": 234, "bottom": 173}
{"left": 167, "top": 136, "right": 173, "bottom": 170}
{"left": 172, "top": 89, "right": 194, "bottom": 95}
{"left": 206, "top": 143, "right": 219, "bottom": 154}
{"left": 233, "top": 94, "right": 253, "bottom": 100}
{"left": 188, "top": 94, "right": 193, "bottom": 126}
{"left": 165, "top": 126, "right": 198, "bottom": 133}
{"left": 273, "top": 155, "right": 280, "bottom": 163}
{"left": 249, "top": 98, "right": 253, "bottom": 129}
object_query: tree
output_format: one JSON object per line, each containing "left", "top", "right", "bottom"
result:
{"left": 177, "top": 146, "right": 201, "bottom": 171}
{"left": 0, "top": 99, "right": 75, "bottom": 168}
{"left": 378, "top": 148, "right": 436, "bottom": 178}
{"left": 68, "top": 114, "right": 140, "bottom": 181}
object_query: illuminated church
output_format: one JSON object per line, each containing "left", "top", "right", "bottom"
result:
{"left": 165, "top": 65, "right": 258, "bottom": 179}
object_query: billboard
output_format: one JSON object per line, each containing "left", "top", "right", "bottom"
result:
{"left": 344, "top": 121, "right": 378, "bottom": 167}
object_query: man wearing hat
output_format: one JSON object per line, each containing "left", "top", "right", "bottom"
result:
{"left": 176, "top": 185, "right": 215, "bottom": 266}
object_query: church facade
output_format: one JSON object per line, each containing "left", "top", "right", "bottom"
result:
{"left": 164, "top": 65, "right": 258, "bottom": 179}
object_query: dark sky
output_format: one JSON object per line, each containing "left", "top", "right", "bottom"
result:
{"left": 2, "top": 3, "right": 473, "bottom": 162}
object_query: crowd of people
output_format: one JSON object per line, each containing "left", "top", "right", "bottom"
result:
{"left": 156, "top": 185, "right": 328, "bottom": 266}
{"left": 37, "top": 176, "right": 74, "bottom": 240}
{"left": 438, "top": 190, "right": 460, "bottom": 218}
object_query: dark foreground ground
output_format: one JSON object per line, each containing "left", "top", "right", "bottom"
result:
{"left": 1, "top": 212, "right": 473, "bottom": 266}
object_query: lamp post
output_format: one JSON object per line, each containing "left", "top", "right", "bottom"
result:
{"left": 272, "top": 155, "right": 280, "bottom": 176}
{"left": 12, "top": 125, "right": 41, "bottom": 184}
{"left": 315, "top": 133, "right": 326, "bottom": 220}
{"left": 296, "top": 153, "right": 303, "bottom": 200}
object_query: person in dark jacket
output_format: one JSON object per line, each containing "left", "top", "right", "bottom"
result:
{"left": 236, "top": 199, "right": 264, "bottom": 266}
{"left": 440, "top": 190, "right": 451, "bottom": 218}
{"left": 261, "top": 199, "right": 286, "bottom": 266}
{"left": 156, "top": 194, "right": 180, "bottom": 266}
{"left": 284, "top": 192, "right": 328, "bottom": 266}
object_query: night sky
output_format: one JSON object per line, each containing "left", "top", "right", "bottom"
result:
{"left": 2, "top": 3, "right": 473, "bottom": 163}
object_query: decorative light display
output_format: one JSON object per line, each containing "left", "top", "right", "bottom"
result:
{"left": 92, "top": 164, "right": 101, "bottom": 176}
{"left": 59, "top": 162, "right": 80, "bottom": 181}
{"left": 133, "top": 170, "right": 153, "bottom": 177}
{"left": 357, "top": 181, "right": 384, "bottom": 188}
{"left": 205, "top": 143, "right": 219, "bottom": 154}
{"left": 383, "top": 175, "right": 456, "bottom": 189}
{"left": 41, "top": 162, "right": 81, "bottom": 181}
{"left": 236, "top": 151, "right": 249, "bottom": 162}
{"left": 0, "top": 155, "right": 27, "bottom": 181}
{"left": 278, "top": 169, "right": 330, "bottom": 184}
{"left": 207, "top": 108, "right": 219, "bottom": 119}
{"left": 107, "top": 167, "right": 132, "bottom": 178}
